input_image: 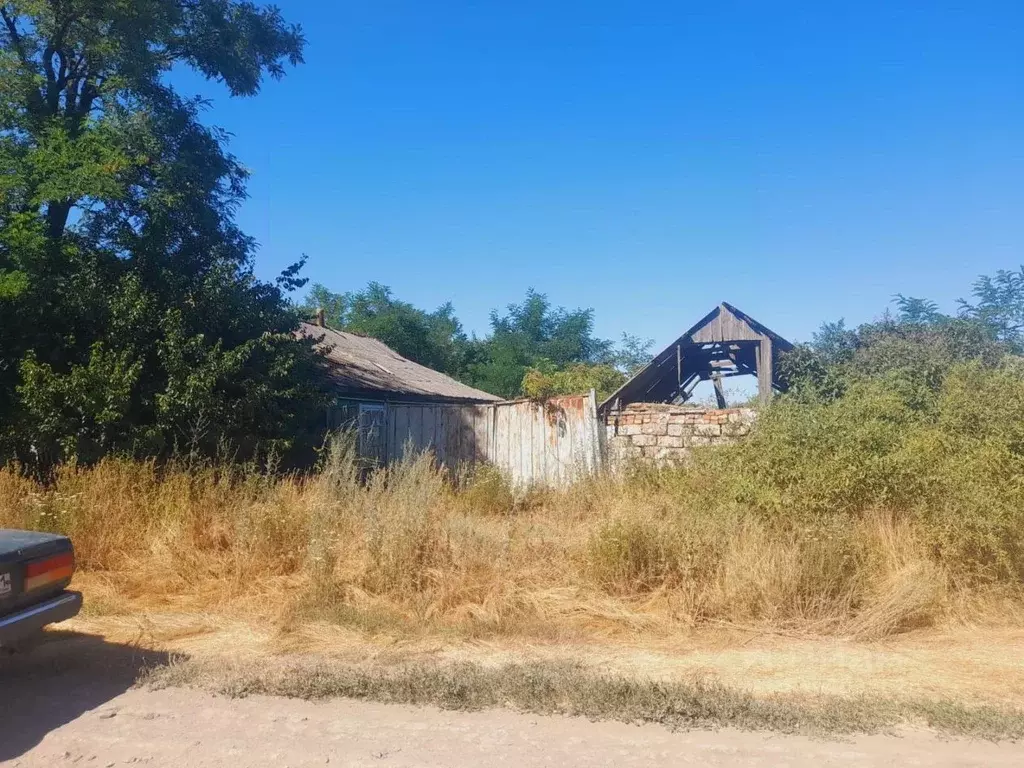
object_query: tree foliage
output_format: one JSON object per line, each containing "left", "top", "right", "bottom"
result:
{"left": 301, "top": 282, "right": 471, "bottom": 377}
{"left": 521, "top": 363, "right": 626, "bottom": 401}
{"left": 779, "top": 271, "right": 1020, "bottom": 408}
{"left": 0, "top": 0, "right": 329, "bottom": 467}
{"left": 718, "top": 361, "right": 1024, "bottom": 580}
{"left": 466, "top": 289, "right": 615, "bottom": 398}
{"left": 302, "top": 282, "right": 653, "bottom": 400}
{"left": 958, "top": 266, "right": 1024, "bottom": 351}
{"left": 611, "top": 332, "right": 655, "bottom": 376}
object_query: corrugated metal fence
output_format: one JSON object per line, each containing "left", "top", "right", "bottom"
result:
{"left": 343, "top": 393, "right": 603, "bottom": 488}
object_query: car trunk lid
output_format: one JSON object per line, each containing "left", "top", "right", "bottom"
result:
{"left": 0, "top": 530, "right": 76, "bottom": 618}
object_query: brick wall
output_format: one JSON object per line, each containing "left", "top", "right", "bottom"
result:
{"left": 604, "top": 403, "right": 756, "bottom": 465}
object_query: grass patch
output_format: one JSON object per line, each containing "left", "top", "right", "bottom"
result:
{"left": 4, "top": 385, "right": 1024, "bottom": 645}
{"left": 145, "top": 656, "right": 1024, "bottom": 740}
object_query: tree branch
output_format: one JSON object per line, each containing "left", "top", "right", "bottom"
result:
{"left": 42, "top": 42, "right": 60, "bottom": 112}
{"left": 52, "top": 16, "right": 75, "bottom": 91}
{"left": 73, "top": 70, "right": 101, "bottom": 123}
{"left": 1, "top": 7, "right": 29, "bottom": 66}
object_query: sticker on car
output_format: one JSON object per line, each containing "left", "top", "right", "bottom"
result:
{"left": 0, "top": 572, "right": 11, "bottom": 597}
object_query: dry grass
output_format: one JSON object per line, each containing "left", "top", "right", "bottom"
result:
{"left": 9, "top": 444, "right": 1024, "bottom": 737}
{"left": 2, "top": 440, "right": 1022, "bottom": 647}
{"left": 144, "top": 654, "right": 1024, "bottom": 740}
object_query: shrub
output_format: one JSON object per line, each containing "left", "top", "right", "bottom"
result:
{"left": 695, "top": 362, "right": 1024, "bottom": 582}
{"left": 4, "top": 361, "right": 1024, "bottom": 641}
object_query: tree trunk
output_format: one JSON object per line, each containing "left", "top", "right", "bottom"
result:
{"left": 46, "top": 200, "right": 72, "bottom": 241}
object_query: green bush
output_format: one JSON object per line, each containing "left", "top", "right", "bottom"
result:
{"left": 692, "top": 362, "right": 1024, "bottom": 583}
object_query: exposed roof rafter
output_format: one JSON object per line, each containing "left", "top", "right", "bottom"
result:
{"left": 600, "top": 303, "right": 793, "bottom": 411}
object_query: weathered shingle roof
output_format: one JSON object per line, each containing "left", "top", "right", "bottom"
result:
{"left": 298, "top": 322, "right": 499, "bottom": 404}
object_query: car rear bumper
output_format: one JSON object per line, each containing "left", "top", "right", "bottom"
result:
{"left": 0, "top": 591, "right": 82, "bottom": 646}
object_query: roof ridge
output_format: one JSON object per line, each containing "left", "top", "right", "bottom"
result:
{"left": 302, "top": 321, "right": 374, "bottom": 341}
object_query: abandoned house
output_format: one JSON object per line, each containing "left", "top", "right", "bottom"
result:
{"left": 299, "top": 315, "right": 603, "bottom": 484}
{"left": 298, "top": 317, "right": 499, "bottom": 465}
{"left": 299, "top": 302, "right": 790, "bottom": 482}
{"left": 600, "top": 302, "right": 793, "bottom": 465}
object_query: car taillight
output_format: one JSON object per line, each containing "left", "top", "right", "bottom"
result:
{"left": 24, "top": 552, "right": 74, "bottom": 592}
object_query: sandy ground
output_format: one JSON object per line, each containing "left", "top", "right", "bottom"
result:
{"left": 61, "top": 614, "right": 1024, "bottom": 704}
{"left": 3, "top": 679, "right": 1024, "bottom": 768}
{"left": 3, "top": 622, "right": 1024, "bottom": 767}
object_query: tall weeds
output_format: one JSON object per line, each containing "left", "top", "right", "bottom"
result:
{"left": 2, "top": 420, "right": 1021, "bottom": 642}
{"left": 5, "top": 362, "right": 1024, "bottom": 641}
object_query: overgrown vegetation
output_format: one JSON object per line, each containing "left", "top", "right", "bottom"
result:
{"left": 7, "top": 271, "right": 1024, "bottom": 724}
{"left": 3, "top": 409, "right": 1022, "bottom": 644}
{"left": 4, "top": 4, "right": 1024, "bottom": 734}
{"left": 0, "top": 1, "right": 331, "bottom": 468}
{"left": 301, "top": 283, "right": 653, "bottom": 400}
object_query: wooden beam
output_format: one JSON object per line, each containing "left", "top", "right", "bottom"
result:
{"left": 712, "top": 374, "right": 728, "bottom": 409}
{"left": 758, "top": 336, "right": 774, "bottom": 404}
{"left": 670, "top": 373, "right": 701, "bottom": 404}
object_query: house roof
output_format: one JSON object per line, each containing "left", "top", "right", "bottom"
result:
{"left": 297, "top": 322, "right": 500, "bottom": 404}
{"left": 600, "top": 303, "right": 793, "bottom": 410}
{"left": 684, "top": 302, "right": 794, "bottom": 350}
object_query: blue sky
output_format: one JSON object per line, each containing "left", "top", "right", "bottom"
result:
{"left": 179, "top": 1, "right": 1022, "bottom": 348}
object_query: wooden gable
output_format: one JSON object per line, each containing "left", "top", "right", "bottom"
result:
{"left": 600, "top": 303, "right": 793, "bottom": 411}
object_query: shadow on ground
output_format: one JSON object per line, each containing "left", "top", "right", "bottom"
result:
{"left": 0, "top": 630, "right": 172, "bottom": 762}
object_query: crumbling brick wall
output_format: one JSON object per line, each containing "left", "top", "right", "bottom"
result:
{"left": 604, "top": 403, "right": 756, "bottom": 465}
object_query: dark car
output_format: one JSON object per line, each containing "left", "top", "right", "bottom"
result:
{"left": 0, "top": 529, "right": 82, "bottom": 648}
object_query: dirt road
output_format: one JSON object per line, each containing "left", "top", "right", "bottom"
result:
{"left": 2, "top": 633, "right": 1023, "bottom": 768}
{"left": 5, "top": 684, "right": 1024, "bottom": 768}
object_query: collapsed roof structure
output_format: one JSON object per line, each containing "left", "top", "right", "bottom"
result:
{"left": 600, "top": 302, "right": 793, "bottom": 412}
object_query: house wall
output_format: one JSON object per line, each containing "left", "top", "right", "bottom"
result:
{"left": 604, "top": 403, "right": 756, "bottom": 465}
{"left": 385, "top": 402, "right": 494, "bottom": 467}
{"left": 329, "top": 394, "right": 603, "bottom": 488}
{"left": 329, "top": 398, "right": 494, "bottom": 467}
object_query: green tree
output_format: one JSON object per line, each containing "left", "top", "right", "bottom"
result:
{"left": 779, "top": 271, "right": 1015, "bottom": 408}
{"left": 301, "top": 282, "right": 472, "bottom": 377}
{"left": 304, "top": 282, "right": 650, "bottom": 400}
{"left": 469, "top": 289, "right": 616, "bottom": 398}
{"left": 958, "top": 266, "right": 1024, "bottom": 351}
{"left": 521, "top": 362, "right": 625, "bottom": 401}
{"left": 0, "top": 0, "right": 329, "bottom": 466}
{"left": 893, "top": 294, "right": 944, "bottom": 325}
{"left": 518, "top": 331, "right": 652, "bottom": 401}
{"left": 610, "top": 332, "right": 653, "bottom": 376}
{"left": 488, "top": 288, "right": 614, "bottom": 366}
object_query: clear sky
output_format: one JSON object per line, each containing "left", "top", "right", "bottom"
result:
{"left": 178, "top": 1, "right": 1023, "bottom": 349}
